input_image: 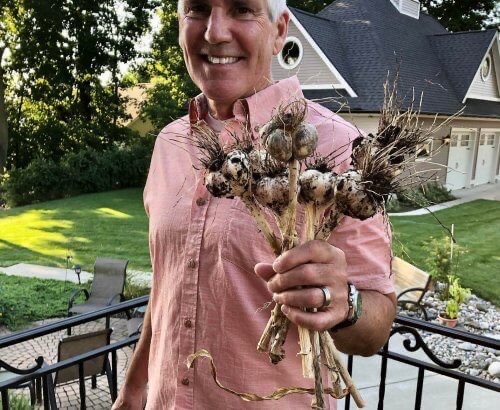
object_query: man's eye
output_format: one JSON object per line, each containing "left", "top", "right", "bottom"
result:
{"left": 185, "top": 5, "right": 209, "bottom": 16}
{"left": 235, "top": 7, "right": 253, "bottom": 14}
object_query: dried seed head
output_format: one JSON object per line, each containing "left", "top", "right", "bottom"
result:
{"left": 253, "top": 175, "right": 289, "bottom": 215}
{"left": 298, "top": 169, "right": 337, "bottom": 207}
{"left": 205, "top": 150, "right": 250, "bottom": 198}
{"left": 263, "top": 128, "right": 293, "bottom": 162}
{"left": 292, "top": 122, "right": 318, "bottom": 160}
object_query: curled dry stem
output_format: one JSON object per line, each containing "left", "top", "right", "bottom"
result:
{"left": 319, "top": 332, "right": 365, "bottom": 408}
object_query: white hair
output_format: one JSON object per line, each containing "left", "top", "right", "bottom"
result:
{"left": 177, "top": 0, "right": 288, "bottom": 22}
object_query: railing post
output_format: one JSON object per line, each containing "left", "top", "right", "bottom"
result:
{"left": 79, "top": 363, "right": 86, "bottom": 409}
{"left": 378, "top": 342, "right": 388, "bottom": 410}
{"left": 112, "top": 349, "right": 118, "bottom": 402}
{"left": 456, "top": 379, "right": 465, "bottom": 410}
{"left": 1, "top": 389, "right": 10, "bottom": 410}
{"left": 415, "top": 367, "right": 424, "bottom": 409}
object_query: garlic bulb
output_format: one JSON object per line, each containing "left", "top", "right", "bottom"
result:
{"left": 262, "top": 128, "right": 293, "bottom": 162}
{"left": 335, "top": 171, "right": 378, "bottom": 220}
{"left": 205, "top": 150, "right": 250, "bottom": 198}
{"left": 298, "top": 169, "right": 337, "bottom": 207}
{"left": 253, "top": 175, "right": 289, "bottom": 215}
{"left": 292, "top": 123, "right": 318, "bottom": 160}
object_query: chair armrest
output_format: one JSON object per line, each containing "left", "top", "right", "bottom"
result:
{"left": 0, "top": 356, "right": 44, "bottom": 374}
{"left": 68, "top": 288, "right": 90, "bottom": 312}
{"left": 397, "top": 287, "right": 427, "bottom": 301}
{"left": 106, "top": 293, "right": 124, "bottom": 306}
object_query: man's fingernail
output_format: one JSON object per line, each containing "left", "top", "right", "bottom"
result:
{"left": 272, "top": 293, "right": 278, "bottom": 303}
{"left": 281, "top": 305, "right": 289, "bottom": 314}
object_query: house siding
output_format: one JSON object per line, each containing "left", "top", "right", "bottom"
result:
{"left": 271, "top": 23, "right": 341, "bottom": 87}
{"left": 468, "top": 52, "right": 499, "bottom": 99}
{"left": 342, "top": 113, "right": 500, "bottom": 188}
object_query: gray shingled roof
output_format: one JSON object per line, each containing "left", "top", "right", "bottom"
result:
{"left": 430, "top": 30, "right": 497, "bottom": 101}
{"left": 291, "top": 0, "right": 499, "bottom": 118}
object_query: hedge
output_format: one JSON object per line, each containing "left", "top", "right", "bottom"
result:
{"left": 1, "top": 143, "right": 152, "bottom": 207}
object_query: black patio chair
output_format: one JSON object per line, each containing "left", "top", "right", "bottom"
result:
{"left": 45, "top": 328, "right": 114, "bottom": 409}
{"left": 67, "top": 257, "right": 128, "bottom": 334}
{"left": 0, "top": 356, "right": 44, "bottom": 407}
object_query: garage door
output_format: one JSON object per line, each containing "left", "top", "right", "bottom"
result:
{"left": 475, "top": 132, "right": 498, "bottom": 185}
{"left": 446, "top": 132, "right": 474, "bottom": 189}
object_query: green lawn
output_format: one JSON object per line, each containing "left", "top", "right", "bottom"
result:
{"left": 0, "top": 274, "right": 90, "bottom": 329}
{"left": 391, "top": 199, "right": 500, "bottom": 306}
{"left": 0, "top": 188, "right": 151, "bottom": 272}
{"left": 1, "top": 191, "right": 499, "bottom": 306}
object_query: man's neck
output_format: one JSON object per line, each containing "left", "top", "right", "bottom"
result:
{"left": 207, "top": 100, "right": 234, "bottom": 121}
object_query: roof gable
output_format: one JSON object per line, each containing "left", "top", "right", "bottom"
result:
{"left": 271, "top": 8, "right": 357, "bottom": 96}
{"left": 430, "top": 30, "right": 498, "bottom": 102}
{"left": 301, "top": 0, "right": 500, "bottom": 118}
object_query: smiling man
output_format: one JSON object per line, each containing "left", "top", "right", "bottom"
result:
{"left": 112, "top": 1, "right": 396, "bottom": 409}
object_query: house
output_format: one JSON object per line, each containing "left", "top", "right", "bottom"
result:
{"left": 272, "top": 0, "right": 500, "bottom": 190}
{"left": 119, "top": 83, "right": 154, "bottom": 137}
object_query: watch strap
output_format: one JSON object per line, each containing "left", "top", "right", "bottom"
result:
{"left": 331, "top": 282, "right": 361, "bottom": 332}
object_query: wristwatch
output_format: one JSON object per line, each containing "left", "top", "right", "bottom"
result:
{"left": 331, "top": 282, "right": 362, "bottom": 332}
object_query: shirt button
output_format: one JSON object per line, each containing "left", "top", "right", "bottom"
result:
{"left": 181, "top": 378, "right": 190, "bottom": 386}
{"left": 196, "top": 197, "right": 206, "bottom": 206}
{"left": 184, "top": 319, "right": 192, "bottom": 328}
{"left": 187, "top": 258, "right": 197, "bottom": 269}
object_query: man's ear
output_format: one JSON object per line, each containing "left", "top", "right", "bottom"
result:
{"left": 273, "top": 11, "right": 290, "bottom": 56}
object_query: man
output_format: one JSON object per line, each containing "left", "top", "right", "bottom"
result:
{"left": 113, "top": 1, "right": 396, "bottom": 408}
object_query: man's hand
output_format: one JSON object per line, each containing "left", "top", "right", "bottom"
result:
{"left": 254, "top": 240, "right": 350, "bottom": 332}
{"left": 111, "top": 385, "right": 147, "bottom": 410}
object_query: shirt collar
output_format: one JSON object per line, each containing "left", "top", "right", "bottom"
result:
{"left": 188, "top": 76, "right": 304, "bottom": 133}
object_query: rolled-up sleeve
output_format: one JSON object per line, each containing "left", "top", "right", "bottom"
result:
{"left": 329, "top": 213, "right": 395, "bottom": 295}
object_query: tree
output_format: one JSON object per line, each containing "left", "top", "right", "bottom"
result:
{"left": 0, "top": 0, "right": 23, "bottom": 170}
{"left": 3, "top": 0, "right": 159, "bottom": 169}
{"left": 287, "top": 1, "right": 330, "bottom": 14}
{"left": 140, "top": 0, "right": 198, "bottom": 130}
{"left": 420, "top": 0, "right": 499, "bottom": 32}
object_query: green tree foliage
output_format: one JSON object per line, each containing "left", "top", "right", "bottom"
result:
{"left": 287, "top": 1, "right": 330, "bottom": 14}
{"left": 140, "top": 0, "right": 198, "bottom": 130}
{"left": 0, "top": 0, "right": 22, "bottom": 170}
{"left": 3, "top": 0, "right": 159, "bottom": 169}
{"left": 421, "top": 0, "right": 499, "bottom": 31}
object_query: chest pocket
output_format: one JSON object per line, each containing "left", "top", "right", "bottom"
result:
{"left": 221, "top": 198, "right": 306, "bottom": 275}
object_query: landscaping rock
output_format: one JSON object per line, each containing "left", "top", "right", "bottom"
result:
{"left": 398, "top": 289, "right": 500, "bottom": 382}
{"left": 476, "top": 303, "right": 490, "bottom": 312}
{"left": 488, "top": 362, "right": 500, "bottom": 378}
{"left": 458, "top": 342, "right": 476, "bottom": 351}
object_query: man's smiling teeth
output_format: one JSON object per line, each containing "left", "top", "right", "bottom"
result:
{"left": 207, "top": 56, "right": 239, "bottom": 64}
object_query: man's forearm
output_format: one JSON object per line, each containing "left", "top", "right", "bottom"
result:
{"left": 331, "top": 291, "right": 396, "bottom": 356}
{"left": 112, "top": 303, "right": 152, "bottom": 409}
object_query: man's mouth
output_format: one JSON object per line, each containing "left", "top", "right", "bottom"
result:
{"left": 205, "top": 55, "right": 240, "bottom": 64}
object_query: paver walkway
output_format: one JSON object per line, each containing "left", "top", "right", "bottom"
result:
{"left": 0, "top": 317, "right": 133, "bottom": 409}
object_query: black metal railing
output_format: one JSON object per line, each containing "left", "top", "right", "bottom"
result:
{"left": 1, "top": 299, "right": 499, "bottom": 409}
{"left": 343, "top": 315, "right": 500, "bottom": 410}
{"left": 0, "top": 295, "right": 148, "bottom": 410}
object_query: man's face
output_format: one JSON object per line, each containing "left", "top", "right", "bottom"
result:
{"left": 178, "top": 0, "right": 288, "bottom": 111}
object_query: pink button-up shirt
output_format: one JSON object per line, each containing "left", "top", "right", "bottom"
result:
{"left": 143, "top": 76, "right": 394, "bottom": 409}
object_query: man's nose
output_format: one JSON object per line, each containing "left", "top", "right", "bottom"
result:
{"left": 204, "top": 10, "right": 232, "bottom": 44}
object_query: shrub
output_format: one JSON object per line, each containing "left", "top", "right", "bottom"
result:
{"left": 424, "top": 235, "right": 465, "bottom": 299}
{"left": 388, "top": 181, "right": 455, "bottom": 211}
{"left": 444, "top": 275, "right": 471, "bottom": 319}
{"left": 1, "top": 142, "right": 152, "bottom": 207}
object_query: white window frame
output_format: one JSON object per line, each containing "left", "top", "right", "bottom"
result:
{"left": 278, "top": 36, "right": 303, "bottom": 70}
{"left": 481, "top": 55, "right": 492, "bottom": 81}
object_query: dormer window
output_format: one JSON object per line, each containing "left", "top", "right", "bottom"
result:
{"left": 481, "top": 55, "right": 492, "bottom": 81}
{"left": 390, "top": 0, "right": 420, "bottom": 19}
{"left": 278, "top": 37, "right": 303, "bottom": 70}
